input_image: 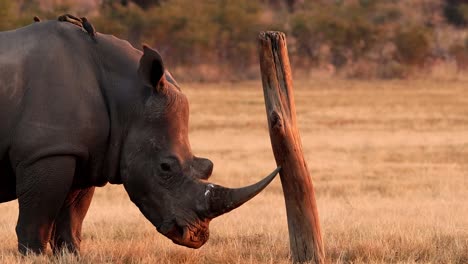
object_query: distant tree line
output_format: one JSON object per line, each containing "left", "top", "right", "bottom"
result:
{"left": 2, "top": 0, "right": 468, "bottom": 80}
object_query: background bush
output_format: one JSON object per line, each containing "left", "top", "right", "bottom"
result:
{"left": 2, "top": 0, "right": 468, "bottom": 80}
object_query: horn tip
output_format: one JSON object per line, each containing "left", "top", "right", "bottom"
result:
{"left": 270, "top": 166, "right": 281, "bottom": 177}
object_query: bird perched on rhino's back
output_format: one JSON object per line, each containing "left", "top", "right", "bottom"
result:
{"left": 81, "top": 17, "right": 97, "bottom": 43}
{"left": 33, "top": 16, "right": 41, "bottom": 22}
{"left": 57, "top": 14, "right": 82, "bottom": 27}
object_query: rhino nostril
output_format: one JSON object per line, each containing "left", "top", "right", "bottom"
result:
{"left": 206, "top": 161, "right": 213, "bottom": 176}
{"left": 200, "top": 159, "right": 213, "bottom": 178}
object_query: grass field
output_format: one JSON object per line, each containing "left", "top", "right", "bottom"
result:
{"left": 0, "top": 79, "right": 467, "bottom": 263}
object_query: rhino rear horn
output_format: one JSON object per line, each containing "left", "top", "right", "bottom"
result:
{"left": 204, "top": 167, "right": 281, "bottom": 219}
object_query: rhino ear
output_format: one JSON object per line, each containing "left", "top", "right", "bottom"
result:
{"left": 138, "top": 44, "right": 165, "bottom": 92}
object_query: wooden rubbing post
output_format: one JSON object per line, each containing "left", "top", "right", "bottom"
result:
{"left": 258, "top": 31, "right": 325, "bottom": 264}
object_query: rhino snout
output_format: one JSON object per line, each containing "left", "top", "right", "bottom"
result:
{"left": 192, "top": 157, "right": 213, "bottom": 180}
{"left": 158, "top": 220, "right": 210, "bottom": 249}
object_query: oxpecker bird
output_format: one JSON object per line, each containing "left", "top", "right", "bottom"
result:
{"left": 81, "top": 17, "right": 97, "bottom": 43}
{"left": 33, "top": 16, "right": 41, "bottom": 22}
{"left": 57, "top": 14, "right": 82, "bottom": 27}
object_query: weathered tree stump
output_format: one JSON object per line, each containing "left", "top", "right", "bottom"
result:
{"left": 258, "top": 31, "right": 325, "bottom": 264}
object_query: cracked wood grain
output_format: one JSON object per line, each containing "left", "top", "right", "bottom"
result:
{"left": 258, "top": 31, "right": 325, "bottom": 264}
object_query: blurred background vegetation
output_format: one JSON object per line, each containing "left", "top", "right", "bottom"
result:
{"left": 2, "top": 0, "right": 468, "bottom": 81}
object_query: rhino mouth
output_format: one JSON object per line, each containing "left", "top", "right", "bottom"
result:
{"left": 157, "top": 220, "right": 210, "bottom": 249}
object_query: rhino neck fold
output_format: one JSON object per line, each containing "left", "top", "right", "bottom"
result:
{"left": 93, "top": 36, "right": 144, "bottom": 184}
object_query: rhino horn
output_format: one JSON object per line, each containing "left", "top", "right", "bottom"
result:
{"left": 204, "top": 167, "right": 281, "bottom": 218}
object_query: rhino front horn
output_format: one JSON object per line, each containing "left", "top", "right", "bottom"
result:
{"left": 204, "top": 167, "right": 281, "bottom": 218}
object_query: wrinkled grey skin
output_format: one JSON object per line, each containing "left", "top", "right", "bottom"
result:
{"left": 0, "top": 21, "right": 278, "bottom": 254}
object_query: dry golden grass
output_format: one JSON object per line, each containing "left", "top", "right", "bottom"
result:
{"left": 1, "top": 79, "right": 467, "bottom": 263}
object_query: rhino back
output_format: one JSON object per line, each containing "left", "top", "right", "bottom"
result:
{"left": 0, "top": 23, "right": 40, "bottom": 159}
{"left": 0, "top": 21, "right": 109, "bottom": 175}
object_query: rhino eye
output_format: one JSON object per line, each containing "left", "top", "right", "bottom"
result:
{"left": 160, "top": 163, "right": 171, "bottom": 172}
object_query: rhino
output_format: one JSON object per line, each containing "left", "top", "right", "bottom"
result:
{"left": 0, "top": 20, "right": 279, "bottom": 254}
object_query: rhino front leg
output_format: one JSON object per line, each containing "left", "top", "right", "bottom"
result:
{"left": 15, "top": 156, "right": 76, "bottom": 254}
{"left": 50, "top": 186, "right": 95, "bottom": 254}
